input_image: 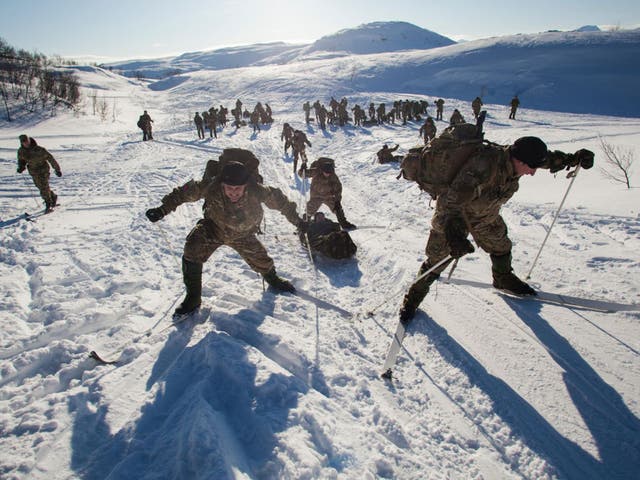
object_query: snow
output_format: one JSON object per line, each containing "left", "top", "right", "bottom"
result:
{"left": 1, "top": 26, "right": 640, "bottom": 480}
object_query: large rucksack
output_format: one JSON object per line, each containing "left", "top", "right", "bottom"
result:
{"left": 399, "top": 112, "right": 487, "bottom": 199}
{"left": 202, "top": 148, "right": 263, "bottom": 183}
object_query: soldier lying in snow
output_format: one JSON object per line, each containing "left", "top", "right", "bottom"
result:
{"left": 299, "top": 212, "right": 357, "bottom": 259}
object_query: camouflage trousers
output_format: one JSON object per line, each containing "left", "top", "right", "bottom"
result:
{"left": 305, "top": 196, "right": 336, "bottom": 216}
{"left": 425, "top": 209, "right": 512, "bottom": 274}
{"left": 30, "top": 171, "right": 54, "bottom": 205}
{"left": 183, "top": 219, "right": 274, "bottom": 274}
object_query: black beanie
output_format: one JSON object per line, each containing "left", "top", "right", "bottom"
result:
{"left": 220, "top": 161, "right": 249, "bottom": 185}
{"left": 510, "top": 136, "right": 548, "bottom": 168}
{"left": 319, "top": 162, "right": 334, "bottom": 173}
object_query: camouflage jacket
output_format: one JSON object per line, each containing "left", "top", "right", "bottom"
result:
{"left": 307, "top": 170, "right": 342, "bottom": 205}
{"left": 437, "top": 147, "right": 520, "bottom": 225}
{"left": 17, "top": 143, "right": 61, "bottom": 175}
{"left": 161, "top": 179, "right": 300, "bottom": 241}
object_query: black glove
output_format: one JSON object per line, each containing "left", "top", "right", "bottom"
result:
{"left": 297, "top": 217, "right": 309, "bottom": 233}
{"left": 574, "top": 149, "right": 594, "bottom": 169}
{"left": 444, "top": 216, "right": 475, "bottom": 259}
{"left": 17, "top": 167, "right": 25, "bottom": 173}
{"left": 55, "top": 169, "right": 62, "bottom": 177}
{"left": 145, "top": 206, "right": 165, "bottom": 223}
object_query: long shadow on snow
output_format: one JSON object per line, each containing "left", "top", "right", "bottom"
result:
{"left": 501, "top": 297, "right": 640, "bottom": 480}
{"left": 312, "top": 255, "right": 362, "bottom": 288}
{"left": 69, "top": 299, "right": 334, "bottom": 479}
{"left": 414, "top": 314, "right": 612, "bottom": 480}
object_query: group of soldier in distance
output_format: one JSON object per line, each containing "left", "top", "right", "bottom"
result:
{"left": 18, "top": 91, "right": 593, "bottom": 328}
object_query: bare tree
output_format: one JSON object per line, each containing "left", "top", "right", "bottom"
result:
{"left": 97, "top": 97, "right": 109, "bottom": 121}
{"left": 599, "top": 137, "right": 634, "bottom": 188}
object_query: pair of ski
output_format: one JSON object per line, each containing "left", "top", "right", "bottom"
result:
{"left": 379, "top": 258, "right": 640, "bottom": 380}
{"left": 89, "top": 286, "right": 353, "bottom": 366}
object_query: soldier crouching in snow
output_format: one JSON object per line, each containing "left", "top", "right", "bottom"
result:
{"left": 17, "top": 134, "right": 62, "bottom": 213}
{"left": 398, "top": 136, "right": 595, "bottom": 323}
{"left": 145, "top": 150, "right": 307, "bottom": 316}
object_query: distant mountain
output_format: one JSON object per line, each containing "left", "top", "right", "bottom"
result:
{"left": 103, "top": 21, "right": 454, "bottom": 79}
{"left": 98, "top": 24, "right": 640, "bottom": 117}
{"left": 574, "top": 25, "right": 601, "bottom": 32}
{"left": 301, "top": 21, "right": 455, "bottom": 55}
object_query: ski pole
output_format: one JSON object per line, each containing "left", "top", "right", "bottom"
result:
{"left": 155, "top": 222, "right": 181, "bottom": 270}
{"left": 445, "top": 258, "right": 459, "bottom": 283}
{"left": 526, "top": 164, "right": 582, "bottom": 280}
{"left": 366, "top": 255, "right": 453, "bottom": 317}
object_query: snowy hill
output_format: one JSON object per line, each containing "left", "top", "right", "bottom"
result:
{"left": 300, "top": 21, "right": 455, "bottom": 55}
{"left": 105, "top": 24, "right": 640, "bottom": 118}
{"left": 1, "top": 41, "right": 640, "bottom": 480}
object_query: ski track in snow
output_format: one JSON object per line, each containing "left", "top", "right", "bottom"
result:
{"left": 0, "top": 67, "right": 639, "bottom": 480}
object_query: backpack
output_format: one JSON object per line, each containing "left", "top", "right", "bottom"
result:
{"left": 136, "top": 118, "right": 144, "bottom": 129}
{"left": 400, "top": 113, "right": 487, "bottom": 198}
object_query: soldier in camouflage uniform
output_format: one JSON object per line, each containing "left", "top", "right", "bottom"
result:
{"left": 377, "top": 144, "right": 401, "bottom": 164}
{"left": 299, "top": 158, "right": 356, "bottom": 230}
{"left": 509, "top": 95, "right": 520, "bottom": 119}
{"left": 281, "top": 122, "right": 294, "bottom": 155}
{"left": 138, "top": 110, "right": 154, "bottom": 140}
{"left": 419, "top": 117, "right": 437, "bottom": 144}
{"left": 145, "top": 150, "right": 305, "bottom": 315}
{"left": 292, "top": 129, "right": 312, "bottom": 174}
{"left": 435, "top": 98, "right": 445, "bottom": 121}
{"left": 471, "top": 96, "right": 483, "bottom": 120}
{"left": 194, "top": 112, "right": 205, "bottom": 139}
{"left": 17, "top": 135, "right": 62, "bottom": 213}
{"left": 299, "top": 212, "right": 357, "bottom": 259}
{"left": 398, "top": 136, "right": 595, "bottom": 322}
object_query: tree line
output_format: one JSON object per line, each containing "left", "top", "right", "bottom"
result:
{"left": 0, "top": 37, "right": 81, "bottom": 121}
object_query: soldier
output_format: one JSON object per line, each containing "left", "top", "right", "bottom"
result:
{"left": 435, "top": 98, "right": 445, "bottom": 121}
{"left": 509, "top": 95, "right": 520, "bottom": 119}
{"left": 194, "top": 112, "right": 205, "bottom": 139}
{"left": 376, "top": 103, "right": 386, "bottom": 125}
{"left": 299, "top": 158, "right": 356, "bottom": 230}
{"left": 250, "top": 109, "right": 261, "bottom": 132}
{"left": 207, "top": 107, "right": 218, "bottom": 138}
{"left": 368, "top": 103, "right": 376, "bottom": 121}
{"left": 303, "top": 101, "right": 311, "bottom": 123}
{"left": 397, "top": 136, "right": 595, "bottom": 323}
{"left": 317, "top": 105, "right": 327, "bottom": 131}
{"left": 299, "top": 212, "right": 357, "bottom": 259}
{"left": 137, "top": 110, "right": 154, "bottom": 140}
{"left": 292, "top": 129, "right": 312, "bottom": 174}
{"left": 281, "top": 122, "right": 294, "bottom": 154}
{"left": 376, "top": 144, "right": 401, "bottom": 164}
{"left": 145, "top": 151, "right": 306, "bottom": 315}
{"left": 419, "top": 117, "right": 437, "bottom": 144}
{"left": 471, "top": 96, "right": 483, "bottom": 120}
{"left": 449, "top": 108, "right": 465, "bottom": 125}
{"left": 17, "top": 135, "right": 62, "bottom": 214}
{"left": 235, "top": 99, "right": 243, "bottom": 122}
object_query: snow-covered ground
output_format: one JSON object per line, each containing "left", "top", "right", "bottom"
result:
{"left": 1, "top": 61, "right": 639, "bottom": 480}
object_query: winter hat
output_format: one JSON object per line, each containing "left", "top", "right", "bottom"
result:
{"left": 510, "top": 136, "right": 548, "bottom": 168}
{"left": 19, "top": 134, "right": 28, "bottom": 143}
{"left": 220, "top": 161, "right": 250, "bottom": 185}
{"left": 319, "top": 162, "right": 334, "bottom": 173}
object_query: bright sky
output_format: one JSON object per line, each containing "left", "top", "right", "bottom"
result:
{"left": 1, "top": 0, "right": 639, "bottom": 62}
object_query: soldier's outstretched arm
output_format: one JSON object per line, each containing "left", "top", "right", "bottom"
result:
{"left": 260, "top": 184, "right": 302, "bottom": 226}
{"left": 158, "top": 179, "right": 207, "bottom": 215}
